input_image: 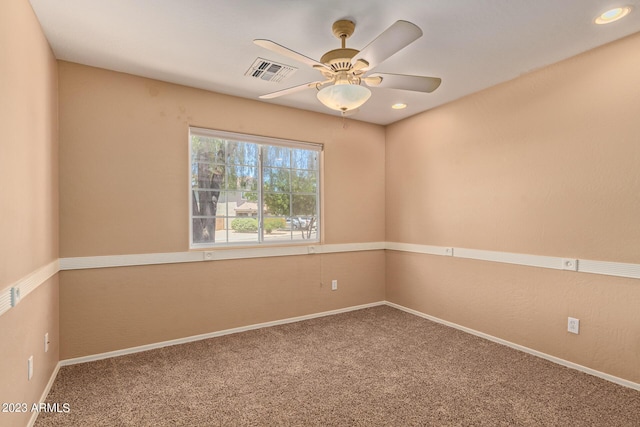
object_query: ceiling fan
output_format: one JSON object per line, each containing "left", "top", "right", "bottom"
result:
{"left": 254, "top": 19, "right": 442, "bottom": 114}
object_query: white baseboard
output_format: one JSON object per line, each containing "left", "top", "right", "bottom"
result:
{"left": 27, "top": 361, "right": 62, "bottom": 427}
{"left": 385, "top": 301, "right": 640, "bottom": 391}
{"left": 60, "top": 301, "right": 386, "bottom": 366}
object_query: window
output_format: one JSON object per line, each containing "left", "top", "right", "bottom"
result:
{"left": 190, "top": 127, "right": 321, "bottom": 247}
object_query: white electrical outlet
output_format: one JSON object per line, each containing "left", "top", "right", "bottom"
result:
{"left": 568, "top": 317, "right": 580, "bottom": 334}
{"left": 28, "top": 356, "right": 33, "bottom": 380}
{"left": 45, "top": 333, "right": 49, "bottom": 353}
{"left": 331, "top": 280, "right": 338, "bottom": 291}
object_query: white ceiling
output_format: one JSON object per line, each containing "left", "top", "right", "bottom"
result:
{"left": 30, "top": 0, "right": 640, "bottom": 125}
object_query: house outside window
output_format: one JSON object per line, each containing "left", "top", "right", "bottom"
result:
{"left": 190, "top": 127, "right": 321, "bottom": 247}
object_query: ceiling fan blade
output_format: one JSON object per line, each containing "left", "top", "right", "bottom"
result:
{"left": 362, "top": 76, "right": 383, "bottom": 86}
{"left": 351, "top": 20, "right": 423, "bottom": 72}
{"left": 254, "top": 39, "right": 331, "bottom": 71}
{"left": 367, "top": 73, "right": 441, "bottom": 93}
{"left": 259, "top": 80, "right": 331, "bottom": 99}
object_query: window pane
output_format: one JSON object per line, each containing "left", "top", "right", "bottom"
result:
{"left": 229, "top": 217, "right": 260, "bottom": 244}
{"left": 264, "top": 193, "right": 290, "bottom": 216}
{"left": 192, "top": 190, "right": 227, "bottom": 216}
{"left": 291, "top": 193, "right": 318, "bottom": 242}
{"left": 191, "top": 163, "right": 225, "bottom": 189}
{"left": 226, "top": 166, "right": 258, "bottom": 191}
{"left": 263, "top": 216, "right": 289, "bottom": 243}
{"left": 227, "top": 141, "right": 258, "bottom": 166}
{"left": 300, "top": 227, "right": 318, "bottom": 241}
{"left": 191, "top": 136, "right": 225, "bottom": 164}
{"left": 239, "top": 192, "right": 258, "bottom": 204}
{"left": 264, "top": 146, "right": 291, "bottom": 168}
{"left": 264, "top": 167, "right": 290, "bottom": 192}
{"left": 291, "top": 148, "right": 318, "bottom": 170}
{"left": 212, "top": 218, "right": 230, "bottom": 244}
{"left": 292, "top": 194, "right": 317, "bottom": 217}
{"left": 232, "top": 199, "right": 259, "bottom": 218}
{"left": 288, "top": 216, "right": 318, "bottom": 241}
{"left": 213, "top": 191, "right": 229, "bottom": 217}
{"left": 192, "top": 217, "right": 224, "bottom": 244}
{"left": 291, "top": 170, "right": 317, "bottom": 193}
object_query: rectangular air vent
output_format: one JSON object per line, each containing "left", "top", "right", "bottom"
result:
{"left": 245, "top": 58, "right": 297, "bottom": 83}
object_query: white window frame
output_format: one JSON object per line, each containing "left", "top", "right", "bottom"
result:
{"left": 189, "top": 127, "right": 322, "bottom": 249}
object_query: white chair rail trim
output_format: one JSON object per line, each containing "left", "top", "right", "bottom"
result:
{"left": 386, "top": 243, "right": 640, "bottom": 280}
{"left": 0, "top": 259, "right": 59, "bottom": 315}
{"left": 2, "top": 242, "right": 638, "bottom": 319}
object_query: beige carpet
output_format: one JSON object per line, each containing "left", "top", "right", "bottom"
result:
{"left": 36, "top": 306, "right": 639, "bottom": 426}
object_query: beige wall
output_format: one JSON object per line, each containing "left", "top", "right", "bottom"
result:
{"left": 0, "top": 0, "right": 59, "bottom": 426}
{"left": 0, "top": 278, "right": 59, "bottom": 427}
{"left": 60, "top": 251, "right": 385, "bottom": 359}
{"left": 58, "top": 62, "right": 387, "bottom": 358}
{"left": 58, "top": 62, "right": 386, "bottom": 256}
{"left": 386, "top": 33, "right": 640, "bottom": 383}
{"left": 0, "top": 0, "right": 59, "bottom": 286}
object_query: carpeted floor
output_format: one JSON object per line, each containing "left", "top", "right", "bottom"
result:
{"left": 36, "top": 306, "right": 639, "bottom": 426}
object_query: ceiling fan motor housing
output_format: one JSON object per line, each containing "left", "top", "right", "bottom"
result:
{"left": 320, "top": 48, "right": 359, "bottom": 72}
{"left": 320, "top": 19, "right": 361, "bottom": 74}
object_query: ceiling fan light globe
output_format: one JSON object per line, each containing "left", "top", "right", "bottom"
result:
{"left": 317, "top": 84, "right": 371, "bottom": 112}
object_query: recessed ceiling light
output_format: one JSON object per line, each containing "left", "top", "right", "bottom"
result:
{"left": 595, "top": 6, "right": 632, "bottom": 24}
{"left": 391, "top": 103, "right": 407, "bottom": 110}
